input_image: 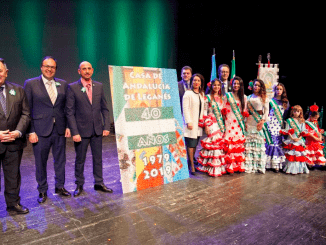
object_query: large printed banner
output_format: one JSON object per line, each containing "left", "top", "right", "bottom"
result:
{"left": 108, "top": 66, "right": 189, "bottom": 193}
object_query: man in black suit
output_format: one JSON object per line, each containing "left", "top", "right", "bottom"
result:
{"left": 178, "top": 66, "right": 192, "bottom": 114}
{"left": 24, "top": 56, "right": 71, "bottom": 204}
{"left": 218, "top": 64, "right": 231, "bottom": 95}
{"left": 0, "top": 58, "right": 30, "bottom": 215}
{"left": 66, "top": 61, "right": 112, "bottom": 196}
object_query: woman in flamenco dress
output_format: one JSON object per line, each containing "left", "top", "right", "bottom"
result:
{"left": 223, "top": 76, "right": 248, "bottom": 174}
{"left": 197, "top": 78, "right": 226, "bottom": 177}
{"left": 304, "top": 104, "right": 326, "bottom": 168}
{"left": 280, "top": 105, "right": 310, "bottom": 174}
{"left": 244, "top": 79, "right": 270, "bottom": 174}
{"left": 265, "top": 83, "right": 290, "bottom": 172}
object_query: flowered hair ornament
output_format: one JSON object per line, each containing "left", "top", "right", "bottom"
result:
{"left": 248, "top": 81, "right": 253, "bottom": 90}
{"left": 310, "top": 104, "right": 319, "bottom": 112}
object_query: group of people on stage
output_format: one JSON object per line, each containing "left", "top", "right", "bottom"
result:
{"left": 0, "top": 56, "right": 113, "bottom": 216}
{"left": 179, "top": 65, "right": 326, "bottom": 177}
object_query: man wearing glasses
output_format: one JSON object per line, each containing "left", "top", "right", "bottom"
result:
{"left": 0, "top": 58, "right": 30, "bottom": 215}
{"left": 24, "top": 56, "right": 71, "bottom": 204}
{"left": 218, "top": 64, "right": 231, "bottom": 96}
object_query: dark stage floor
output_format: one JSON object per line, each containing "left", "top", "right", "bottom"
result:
{"left": 1, "top": 135, "right": 326, "bottom": 245}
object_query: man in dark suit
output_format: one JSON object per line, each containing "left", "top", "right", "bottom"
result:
{"left": 66, "top": 61, "right": 112, "bottom": 196}
{"left": 218, "top": 64, "right": 231, "bottom": 96}
{"left": 178, "top": 66, "right": 192, "bottom": 114}
{"left": 24, "top": 56, "right": 71, "bottom": 204}
{"left": 0, "top": 58, "right": 30, "bottom": 215}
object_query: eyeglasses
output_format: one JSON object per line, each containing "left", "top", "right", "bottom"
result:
{"left": 42, "top": 65, "right": 56, "bottom": 70}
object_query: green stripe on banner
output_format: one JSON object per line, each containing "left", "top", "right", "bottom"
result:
{"left": 128, "top": 132, "right": 177, "bottom": 150}
{"left": 125, "top": 107, "right": 174, "bottom": 122}
{"left": 112, "top": 66, "right": 127, "bottom": 121}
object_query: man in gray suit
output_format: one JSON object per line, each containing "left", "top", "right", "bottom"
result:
{"left": 0, "top": 58, "right": 30, "bottom": 215}
{"left": 66, "top": 61, "right": 112, "bottom": 197}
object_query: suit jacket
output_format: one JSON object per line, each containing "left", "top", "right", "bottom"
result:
{"left": 24, "top": 75, "right": 68, "bottom": 136}
{"left": 66, "top": 79, "right": 110, "bottom": 138}
{"left": 0, "top": 82, "right": 31, "bottom": 154}
{"left": 221, "top": 80, "right": 232, "bottom": 96}
{"left": 178, "top": 80, "right": 189, "bottom": 114}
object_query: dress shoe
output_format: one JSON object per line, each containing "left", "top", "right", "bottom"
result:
{"left": 94, "top": 184, "right": 113, "bottom": 193}
{"left": 55, "top": 187, "right": 71, "bottom": 197}
{"left": 37, "top": 192, "right": 47, "bottom": 203}
{"left": 73, "top": 186, "right": 83, "bottom": 197}
{"left": 7, "top": 204, "right": 29, "bottom": 215}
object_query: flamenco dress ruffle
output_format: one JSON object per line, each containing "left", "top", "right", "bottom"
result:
{"left": 244, "top": 121, "right": 267, "bottom": 174}
{"left": 265, "top": 109, "right": 286, "bottom": 170}
{"left": 265, "top": 137, "right": 286, "bottom": 170}
{"left": 305, "top": 139, "right": 326, "bottom": 166}
{"left": 224, "top": 138, "right": 245, "bottom": 173}
{"left": 282, "top": 138, "right": 309, "bottom": 174}
{"left": 197, "top": 114, "right": 226, "bottom": 177}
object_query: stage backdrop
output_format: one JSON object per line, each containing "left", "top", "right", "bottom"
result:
{"left": 109, "top": 65, "right": 189, "bottom": 193}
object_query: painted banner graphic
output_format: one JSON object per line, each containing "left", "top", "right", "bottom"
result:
{"left": 108, "top": 66, "right": 189, "bottom": 193}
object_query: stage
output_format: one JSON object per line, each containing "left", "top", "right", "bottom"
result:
{"left": 1, "top": 135, "right": 326, "bottom": 244}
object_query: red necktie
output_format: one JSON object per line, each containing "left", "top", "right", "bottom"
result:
{"left": 86, "top": 84, "right": 92, "bottom": 104}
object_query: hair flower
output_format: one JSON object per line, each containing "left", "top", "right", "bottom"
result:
{"left": 248, "top": 81, "right": 253, "bottom": 90}
{"left": 310, "top": 105, "right": 319, "bottom": 112}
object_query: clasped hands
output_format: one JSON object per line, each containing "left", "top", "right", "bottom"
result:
{"left": 0, "top": 130, "right": 20, "bottom": 142}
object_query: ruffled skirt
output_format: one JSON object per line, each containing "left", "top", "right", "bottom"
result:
{"left": 245, "top": 126, "right": 267, "bottom": 174}
{"left": 305, "top": 141, "right": 326, "bottom": 166}
{"left": 283, "top": 139, "right": 309, "bottom": 174}
{"left": 224, "top": 138, "right": 245, "bottom": 173}
{"left": 265, "top": 135, "right": 286, "bottom": 170}
{"left": 197, "top": 133, "right": 226, "bottom": 177}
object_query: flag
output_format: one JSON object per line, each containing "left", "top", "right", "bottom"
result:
{"left": 206, "top": 51, "right": 217, "bottom": 94}
{"left": 210, "top": 54, "right": 217, "bottom": 81}
{"left": 230, "top": 50, "right": 236, "bottom": 80}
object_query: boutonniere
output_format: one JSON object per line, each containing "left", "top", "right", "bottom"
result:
{"left": 55, "top": 82, "right": 61, "bottom": 87}
{"left": 81, "top": 87, "right": 86, "bottom": 93}
{"left": 9, "top": 89, "right": 16, "bottom": 96}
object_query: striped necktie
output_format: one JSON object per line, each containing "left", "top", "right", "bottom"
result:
{"left": 46, "top": 81, "right": 56, "bottom": 105}
{"left": 0, "top": 86, "right": 6, "bottom": 115}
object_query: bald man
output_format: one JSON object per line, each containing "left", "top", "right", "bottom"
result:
{"left": 66, "top": 61, "right": 112, "bottom": 196}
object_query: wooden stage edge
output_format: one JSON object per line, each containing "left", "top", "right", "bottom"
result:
{"left": 1, "top": 135, "right": 326, "bottom": 245}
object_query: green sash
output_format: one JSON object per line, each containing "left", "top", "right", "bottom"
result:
{"left": 247, "top": 95, "right": 273, "bottom": 144}
{"left": 225, "top": 92, "right": 246, "bottom": 135}
{"left": 206, "top": 95, "right": 225, "bottom": 133}
{"left": 286, "top": 118, "right": 301, "bottom": 138}
{"left": 305, "top": 120, "right": 320, "bottom": 136}
{"left": 269, "top": 98, "right": 284, "bottom": 127}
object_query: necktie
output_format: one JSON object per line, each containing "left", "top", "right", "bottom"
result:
{"left": 46, "top": 81, "right": 56, "bottom": 105}
{"left": 0, "top": 87, "right": 6, "bottom": 115}
{"left": 86, "top": 84, "right": 92, "bottom": 104}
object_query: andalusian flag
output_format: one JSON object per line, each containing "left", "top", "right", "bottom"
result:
{"left": 230, "top": 50, "right": 236, "bottom": 80}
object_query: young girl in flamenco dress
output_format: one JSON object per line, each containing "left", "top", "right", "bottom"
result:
{"left": 265, "top": 83, "right": 290, "bottom": 172}
{"left": 223, "top": 76, "right": 248, "bottom": 174}
{"left": 304, "top": 104, "right": 326, "bottom": 168}
{"left": 280, "top": 105, "right": 310, "bottom": 174}
{"left": 197, "top": 79, "right": 226, "bottom": 177}
{"left": 245, "top": 79, "right": 269, "bottom": 174}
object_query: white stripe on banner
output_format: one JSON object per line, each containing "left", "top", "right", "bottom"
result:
{"left": 125, "top": 119, "right": 176, "bottom": 136}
